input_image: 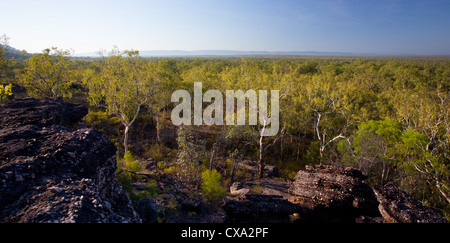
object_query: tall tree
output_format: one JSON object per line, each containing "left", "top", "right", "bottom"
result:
{"left": 299, "top": 74, "right": 352, "bottom": 163}
{"left": 148, "top": 60, "right": 180, "bottom": 143}
{"left": 20, "top": 47, "right": 72, "bottom": 98}
{"left": 87, "top": 48, "right": 157, "bottom": 154}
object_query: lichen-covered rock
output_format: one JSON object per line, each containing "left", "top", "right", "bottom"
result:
{"left": 373, "top": 186, "right": 447, "bottom": 223}
{"left": 0, "top": 98, "right": 141, "bottom": 223}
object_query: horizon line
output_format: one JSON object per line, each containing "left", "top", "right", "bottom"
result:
{"left": 5, "top": 45, "right": 448, "bottom": 57}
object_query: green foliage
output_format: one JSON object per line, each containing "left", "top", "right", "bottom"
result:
{"left": 162, "top": 164, "right": 177, "bottom": 175}
{"left": 222, "top": 125, "right": 259, "bottom": 181}
{"left": 353, "top": 119, "right": 402, "bottom": 157}
{"left": 350, "top": 119, "right": 403, "bottom": 185}
{"left": 87, "top": 48, "right": 155, "bottom": 124}
{"left": 0, "top": 83, "right": 12, "bottom": 103}
{"left": 176, "top": 126, "right": 207, "bottom": 187}
{"left": 144, "top": 143, "right": 177, "bottom": 162}
{"left": 395, "top": 129, "right": 450, "bottom": 209}
{"left": 124, "top": 151, "right": 143, "bottom": 172}
{"left": 86, "top": 48, "right": 158, "bottom": 154}
{"left": 131, "top": 180, "right": 160, "bottom": 199}
{"left": 347, "top": 118, "right": 449, "bottom": 213}
{"left": 201, "top": 169, "right": 226, "bottom": 202}
{"left": 123, "top": 150, "right": 135, "bottom": 163}
{"left": 84, "top": 109, "right": 121, "bottom": 127}
{"left": 144, "top": 180, "right": 159, "bottom": 197}
{"left": 116, "top": 161, "right": 134, "bottom": 196}
{"left": 20, "top": 47, "right": 72, "bottom": 98}
{"left": 225, "top": 125, "right": 259, "bottom": 151}
{"left": 397, "top": 129, "right": 430, "bottom": 172}
{"left": 305, "top": 141, "right": 321, "bottom": 164}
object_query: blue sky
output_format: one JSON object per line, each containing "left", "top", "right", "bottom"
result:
{"left": 1, "top": 0, "right": 450, "bottom": 55}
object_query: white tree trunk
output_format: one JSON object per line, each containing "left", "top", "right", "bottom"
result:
{"left": 124, "top": 124, "right": 130, "bottom": 154}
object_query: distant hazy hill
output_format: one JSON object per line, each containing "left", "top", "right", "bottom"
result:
{"left": 2, "top": 45, "right": 21, "bottom": 53}
{"left": 0, "top": 45, "right": 30, "bottom": 60}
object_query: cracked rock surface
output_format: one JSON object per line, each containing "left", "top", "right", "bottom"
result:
{"left": 0, "top": 98, "right": 141, "bottom": 223}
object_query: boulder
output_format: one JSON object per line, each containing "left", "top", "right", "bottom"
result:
{"left": 288, "top": 165, "right": 380, "bottom": 221}
{"left": 224, "top": 178, "right": 302, "bottom": 222}
{"left": 0, "top": 98, "right": 141, "bottom": 223}
{"left": 229, "top": 182, "right": 250, "bottom": 196}
{"left": 288, "top": 165, "right": 448, "bottom": 223}
{"left": 374, "top": 186, "right": 447, "bottom": 223}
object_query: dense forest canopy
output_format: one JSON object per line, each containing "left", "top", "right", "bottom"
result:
{"left": 1, "top": 45, "right": 449, "bottom": 219}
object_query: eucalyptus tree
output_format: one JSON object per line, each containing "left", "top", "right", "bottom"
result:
{"left": 20, "top": 47, "right": 72, "bottom": 98}
{"left": 87, "top": 48, "right": 157, "bottom": 154}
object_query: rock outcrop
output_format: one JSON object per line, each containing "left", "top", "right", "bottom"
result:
{"left": 288, "top": 165, "right": 380, "bottom": 221}
{"left": 225, "top": 164, "right": 447, "bottom": 223}
{"left": 0, "top": 98, "right": 141, "bottom": 223}
{"left": 224, "top": 178, "right": 300, "bottom": 222}
{"left": 224, "top": 166, "right": 381, "bottom": 223}
{"left": 374, "top": 186, "right": 447, "bottom": 223}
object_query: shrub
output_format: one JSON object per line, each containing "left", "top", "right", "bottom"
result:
{"left": 144, "top": 143, "right": 177, "bottom": 162}
{"left": 0, "top": 84, "right": 12, "bottom": 103}
{"left": 176, "top": 126, "right": 206, "bottom": 187}
{"left": 116, "top": 167, "right": 133, "bottom": 195}
{"left": 145, "top": 180, "right": 159, "bottom": 197}
{"left": 124, "top": 151, "right": 142, "bottom": 172}
{"left": 201, "top": 169, "right": 226, "bottom": 203}
{"left": 124, "top": 150, "right": 135, "bottom": 163}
